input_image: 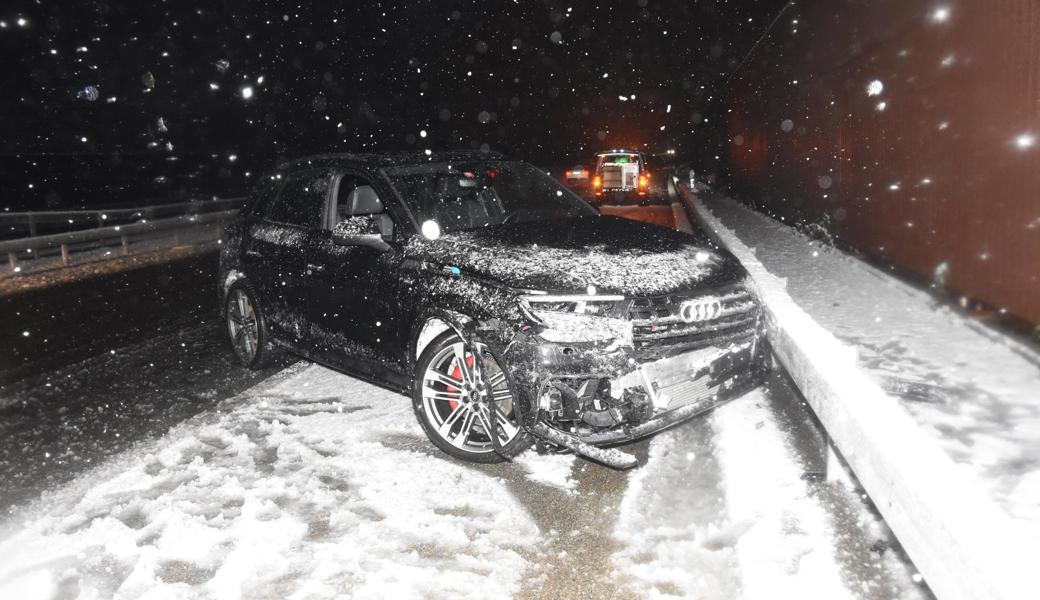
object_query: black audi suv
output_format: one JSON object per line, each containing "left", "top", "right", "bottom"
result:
{"left": 219, "top": 152, "right": 769, "bottom": 468}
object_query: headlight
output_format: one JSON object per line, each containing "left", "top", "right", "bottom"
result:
{"left": 520, "top": 294, "right": 632, "bottom": 344}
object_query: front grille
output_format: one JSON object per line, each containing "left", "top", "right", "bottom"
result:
{"left": 629, "top": 286, "right": 760, "bottom": 359}
{"left": 660, "top": 375, "right": 720, "bottom": 410}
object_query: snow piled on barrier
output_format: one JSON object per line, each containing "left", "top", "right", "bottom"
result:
{"left": 697, "top": 190, "right": 1040, "bottom": 526}
{"left": 0, "top": 364, "right": 540, "bottom": 599}
{"left": 687, "top": 188, "right": 1040, "bottom": 600}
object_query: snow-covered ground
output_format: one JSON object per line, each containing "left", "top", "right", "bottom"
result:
{"left": 694, "top": 191, "right": 1040, "bottom": 526}
{"left": 0, "top": 362, "right": 926, "bottom": 599}
{"left": 0, "top": 364, "right": 541, "bottom": 599}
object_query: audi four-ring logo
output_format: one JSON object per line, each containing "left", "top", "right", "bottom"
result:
{"left": 679, "top": 298, "right": 722, "bottom": 323}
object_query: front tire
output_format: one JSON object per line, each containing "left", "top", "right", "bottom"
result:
{"left": 224, "top": 282, "right": 282, "bottom": 369}
{"left": 412, "top": 331, "right": 532, "bottom": 463}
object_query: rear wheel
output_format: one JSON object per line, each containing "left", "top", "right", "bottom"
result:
{"left": 413, "top": 331, "right": 532, "bottom": 463}
{"left": 224, "top": 282, "right": 281, "bottom": 369}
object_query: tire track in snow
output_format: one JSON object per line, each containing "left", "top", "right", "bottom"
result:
{"left": 507, "top": 450, "right": 646, "bottom": 600}
{"left": 712, "top": 389, "right": 854, "bottom": 599}
{"left": 612, "top": 415, "right": 742, "bottom": 598}
{"left": 612, "top": 376, "right": 928, "bottom": 599}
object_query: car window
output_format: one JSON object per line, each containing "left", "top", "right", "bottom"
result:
{"left": 332, "top": 175, "right": 384, "bottom": 223}
{"left": 596, "top": 154, "right": 640, "bottom": 168}
{"left": 248, "top": 175, "right": 283, "bottom": 218}
{"left": 267, "top": 170, "right": 330, "bottom": 228}
{"left": 385, "top": 161, "right": 595, "bottom": 233}
{"left": 331, "top": 175, "right": 356, "bottom": 224}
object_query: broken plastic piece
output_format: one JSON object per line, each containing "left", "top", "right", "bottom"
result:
{"left": 532, "top": 423, "right": 638, "bottom": 469}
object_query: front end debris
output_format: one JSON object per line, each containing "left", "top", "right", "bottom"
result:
{"left": 489, "top": 283, "right": 771, "bottom": 466}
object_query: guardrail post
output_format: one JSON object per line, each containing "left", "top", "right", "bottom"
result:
{"left": 60, "top": 243, "right": 69, "bottom": 266}
{"left": 28, "top": 214, "right": 37, "bottom": 237}
{"left": 121, "top": 234, "right": 129, "bottom": 256}
{"left": 7, "top": 252, "right": 16, "bottom": 270}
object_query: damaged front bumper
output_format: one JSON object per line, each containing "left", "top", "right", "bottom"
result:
{"left": 500, "top": 327, "right": 770, "bottom": 466}
{"left": 579, "top": 342, "right": 767, "bottom": 445}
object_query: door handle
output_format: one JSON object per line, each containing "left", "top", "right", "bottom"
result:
{"left": 306, "top": 263, "right": 325, "bottom": 273}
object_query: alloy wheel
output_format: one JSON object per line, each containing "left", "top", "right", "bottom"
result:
{"left": 420, "top": 341, "right": 521, "bottom": 454}
{"left": 227, "top": 288, "right": 259, "bottom": 364}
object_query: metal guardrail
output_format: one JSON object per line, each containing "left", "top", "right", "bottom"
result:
{"left": 1, "top": 203, "right": 242, "bottom": 277}
{"left": 0, "top": 198, "right": 244, "bottom": 239}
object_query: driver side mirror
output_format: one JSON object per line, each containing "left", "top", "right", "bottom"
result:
{"left": 332, "top": 214, "right": 393, "bottom": 252}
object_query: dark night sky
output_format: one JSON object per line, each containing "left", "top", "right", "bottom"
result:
{"left": 0, "top": 0, "right": 785, "bottom": 210}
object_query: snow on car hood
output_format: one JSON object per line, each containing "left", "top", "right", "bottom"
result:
{"left": 408, "top": 215, "right": 744, "bottom": 296}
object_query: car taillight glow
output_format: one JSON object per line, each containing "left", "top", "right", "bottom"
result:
{"left": 638, "top": 174, "right": 649, "bottom": 188}
{"left": 593, "top": 176, "right": 602, "bottom": 188}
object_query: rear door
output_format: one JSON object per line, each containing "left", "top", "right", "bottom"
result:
{"left": 244, "top": 168, "right": 331, "bottom": 344}
{"left": 304, "top": 171, "right": 409, "bottom": 382}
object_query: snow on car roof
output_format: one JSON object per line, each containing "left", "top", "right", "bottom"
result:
{"left": 277, "top": 150, "right": 508, "bottom": 173}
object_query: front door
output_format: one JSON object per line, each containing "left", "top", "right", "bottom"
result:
{"left": 305, "top": 173, "right": 408, "bottom": 382}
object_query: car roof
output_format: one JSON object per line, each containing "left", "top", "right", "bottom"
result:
{"left": 595, "top": 149, "right": 643, "bottom": 156}
{"left": 276, "top": 150, "right": 508, "bottom": 174}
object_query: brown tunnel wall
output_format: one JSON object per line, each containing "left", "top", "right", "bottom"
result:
{"left": 724, "top": 0, "right": 1040, "bottom": 325}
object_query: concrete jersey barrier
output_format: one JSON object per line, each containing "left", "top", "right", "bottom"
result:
{"left": 677, "top": 182, "right": 1039, "bottom": 600}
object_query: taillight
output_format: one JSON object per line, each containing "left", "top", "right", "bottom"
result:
{"left": 638, "top": 174, "right": 649, "bottom": 188}
{"left": 593, "top": 176, "right": 602, "bottom": 189}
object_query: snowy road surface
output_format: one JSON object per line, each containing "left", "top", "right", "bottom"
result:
{"left": 0, "top": 206, "right": 931, "bottom": 598}
{"left": 0, "top": 361, "right": 928, "bottom": 599}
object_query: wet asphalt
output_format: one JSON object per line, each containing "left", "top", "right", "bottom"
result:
{"left": 0, "top": 253, "right": 288, "bottom": 512}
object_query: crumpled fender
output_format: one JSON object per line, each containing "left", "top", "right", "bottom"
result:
{"left": 407, "top": 308, "right": 473, "bottom": 367}
{"left": 408, "top": 306, "right": 536, "bottom": 457}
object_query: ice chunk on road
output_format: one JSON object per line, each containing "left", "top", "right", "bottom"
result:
{"left": 514, "top": 451, "right": 577, "bottom": 490}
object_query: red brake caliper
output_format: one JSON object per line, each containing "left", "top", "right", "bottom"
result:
{"left": 446, "top": 355, "right": 475, "bottom": 411}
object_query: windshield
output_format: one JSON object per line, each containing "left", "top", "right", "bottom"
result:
{"left": 596, "top": 154, "right": 641, "bottom": 169}
{"left": 385, "top": 160, "right": 596, "bottom": 233}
